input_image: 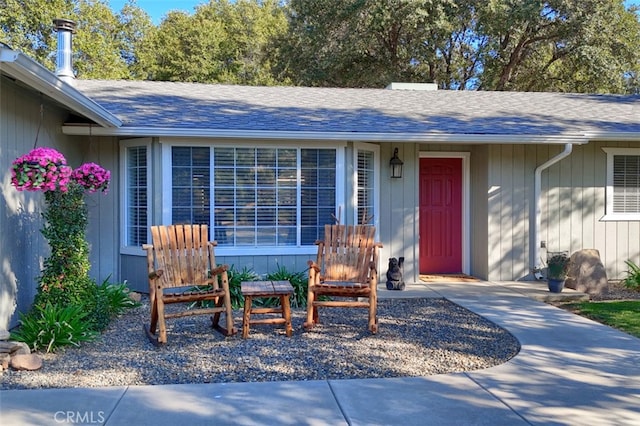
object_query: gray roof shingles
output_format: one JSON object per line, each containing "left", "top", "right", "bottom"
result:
{"left": 74, "top": 80, "right": 640, "bottom": 136}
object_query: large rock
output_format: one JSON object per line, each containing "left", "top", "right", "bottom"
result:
{"left": 129, "top": 291, "right": 142, "bottom": 303}
{"left": 1, "top": 353, "right": 10, "bottom": 370}
{"left": 0, "top": 341, "right": 30, "bottom": 355}
{"left": 565, "top": 249, "right": 609, "bottom": 296}
{"left": 10, "top": 353, "right": 43, "bottom": 371}
{"left": 0, "top": 330, "right": 10, "bottom": 340}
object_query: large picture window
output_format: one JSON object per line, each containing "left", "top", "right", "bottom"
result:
{"left": 170, "top": 145, "right": 339, "bottom": 248}
{"left": 603, "top": 148, "right": 640, "bottom": 220}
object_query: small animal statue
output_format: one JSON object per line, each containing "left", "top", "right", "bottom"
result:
{"left": 386, "top": 257, "right": 405, "bottom": 290}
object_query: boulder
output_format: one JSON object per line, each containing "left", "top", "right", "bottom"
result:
{"left": 129, "top": 292, "right": 142, "bottom": 303}
{"left": 0, "top": 341, "right": 30, "bottom": 355}
{"left": 0, "top": 330, "right": 10, "bottom": 340}
{"left": 1, "top": 353, "right": 10, "bottom": 370}
{"left": 565, "top": 249, "right": 609, "bottom": 296}
{"left": 10, "top": 353, "right": 43, "bottom": 371}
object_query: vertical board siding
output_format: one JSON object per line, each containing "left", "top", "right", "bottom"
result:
{"left": 512, "top": 145, "right": 529, "bottom": 279}
{"left": 470, "top": 145, "right": 489, "bottom": 279}
{"left": 499, "top": 145, "right": 512, "bottom": 279}
{"left": 84, "top": 136, "right": 119, "bottom": 284}
{"left": 380, "top": 144, "right": 418, "bottom": 282}
{"left": 487, "top": 143, "right": 534, "bottom": 281}
{"left": 0, "top": 77, "right": 75, "bottom": 327}
{"left": 548, "top": 141, "right": 640, "bottom": 281}
{"left": 487, "top": 145, "right": 504, "bottom": 279}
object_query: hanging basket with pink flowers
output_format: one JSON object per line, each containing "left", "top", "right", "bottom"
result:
{"left": 72, "top": 162, "right": 111, "bottom": 194}
{"left": 10, "top": 147, "right": 73, "bottom": 192}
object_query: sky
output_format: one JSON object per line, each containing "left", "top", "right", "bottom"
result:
{"left": 109, "top": 0, "right": 206, "bottom": 24}
{"left": 109, "top": 0, "right": 640, "bottom": 25}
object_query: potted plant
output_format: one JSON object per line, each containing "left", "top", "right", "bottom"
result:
{"left": 547, "top": 251, "right": 570, "bottom": 293}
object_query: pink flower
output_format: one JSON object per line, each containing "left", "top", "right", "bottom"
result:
{"left": 10, "top": 148, "right": 71, "bottom": 192}
{"left": 72, "top": 163, "right": 110, "bottom": 194}
{"left": 10, "top": 148, "right": 109, "bottom": 195}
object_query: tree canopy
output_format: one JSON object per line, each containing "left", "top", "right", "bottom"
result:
{"left": 0, "top": 0, "right": 155, "bottom": 79}
{"left": 139, "top": 0, "right": 288, "bottom": 85}
{"left": 1, "top": 0, "right": 638, "bottom": 93}
{"left": 280, "top": 0, "right": 640, "bottom": 93}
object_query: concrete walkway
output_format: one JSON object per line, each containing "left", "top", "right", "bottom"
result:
{"left": 2, "top": 281, "right": 639, "bottom": 425}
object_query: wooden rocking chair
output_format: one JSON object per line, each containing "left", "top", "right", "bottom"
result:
{"left": 143, "top": 224, "right": 235, "bottom": 345}
{"left": 304, "top": 224, "right": 382, "bottom": 333}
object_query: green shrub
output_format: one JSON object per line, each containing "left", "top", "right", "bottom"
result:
{"left": 190, "top": 265, "right": 260, "bottom": 310}
{"left": 36, "top": 184, "right": 94, "bottom": 310}
{"left": 190, "top": 265, "right": 311, "bottom": 310}
{"left": 226, "top": 265, "right": 260, "bottom": 308}
{"left": 97, "top": 279, "right": 140, "bottom": 317}
{"left": 88, "top": 279, "right": 141, "bottom": 331}
{"left": 10, "top": 303, "right": 98, "bottom": 353}
{"left": 622, "top": 260, "right": 640, "bottom": 290}
{"left": 266, "top": 265, "right": 308, "bottom": 308}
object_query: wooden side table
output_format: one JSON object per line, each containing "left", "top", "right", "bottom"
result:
{"left": 241, "top": 280, "right": 294, "bottom": 338}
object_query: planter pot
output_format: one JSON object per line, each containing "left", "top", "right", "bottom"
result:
{"left": 548, "top": 278, "right": 565, "bottom": 293}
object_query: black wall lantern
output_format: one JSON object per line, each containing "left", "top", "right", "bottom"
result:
{"left": 390, "top": 147, "right": 404, "bottom": 178}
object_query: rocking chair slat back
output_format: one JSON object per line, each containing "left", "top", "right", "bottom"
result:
{"left": 321, "top": 224, "right": 377, "bottom": 283}
{"left": 150, "top": 224, "right": 214, "bottom": 288}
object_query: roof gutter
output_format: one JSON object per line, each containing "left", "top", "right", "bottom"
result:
{"left": 584, "top": 132, "right": 640, "bottom": 141}
{"left": 61, "top": 125, "right": 590, "bottom": 144}
{"left": 0, "top": 47, "right": 121, "bottom": 128}
{"left": 532, "top": 143, "right": 573, "bottom": 276}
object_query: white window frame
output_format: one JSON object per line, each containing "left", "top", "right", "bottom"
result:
{"left": 602, "top": 147, "right": 640, "bottom": 221}
{"left": 160, "top": 140, "right": 346, "bottom": 256}
{"left": 120, "top": 138, "right": 152, "bottom": 255}
{"left": 353, "top": 143, "right": 380, "bottom": 230}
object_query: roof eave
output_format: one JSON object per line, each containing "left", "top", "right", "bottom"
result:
{"left": 61, "top": 125, "right": 590, "bottom": 144}
{"left": 0, "top": 48, "right": 122, "bottom": 128}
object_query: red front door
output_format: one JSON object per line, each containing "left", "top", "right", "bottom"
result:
{"left": 419, "top": 157, "right": 463, "bottom": 274}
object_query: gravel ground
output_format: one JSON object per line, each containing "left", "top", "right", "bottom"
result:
{"left": 5, "top": 281, "right": 636, "bottom": 391}
{"left": 586, "top": 281, "right": 640, "bottom": 301}
{"left": 1, "top": 297, "right": 520, "bottom": 390}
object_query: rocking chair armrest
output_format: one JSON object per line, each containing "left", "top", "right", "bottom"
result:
{"left": 210, "top": 265, "right": 228, "bottom": 275}
{"left": 307, "top": 260, "right": 321, "bottom": 272}
{"left": 149, "top": 269, "right": 164, "bottom": 281}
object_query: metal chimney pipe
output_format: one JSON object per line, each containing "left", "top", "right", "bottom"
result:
{"left": 53, "top": 18, "right": 76, "bottom": 85}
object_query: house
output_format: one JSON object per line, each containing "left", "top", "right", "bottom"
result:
{"left": 1, "top": 27, "right": 639, "bottom": 329}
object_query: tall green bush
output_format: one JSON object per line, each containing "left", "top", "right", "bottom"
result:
{"left": 35, "top": 182, "right": 96, "bottom": 310}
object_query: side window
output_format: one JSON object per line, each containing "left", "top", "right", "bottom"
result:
{"left": 121, "top": 139, "right": 151, "bottom": 249}
{"left": 603, "top": 148, "right": 640, "bottom": 220}
{"left": 354, "top": 144, "right": 379, "bottom": 226}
